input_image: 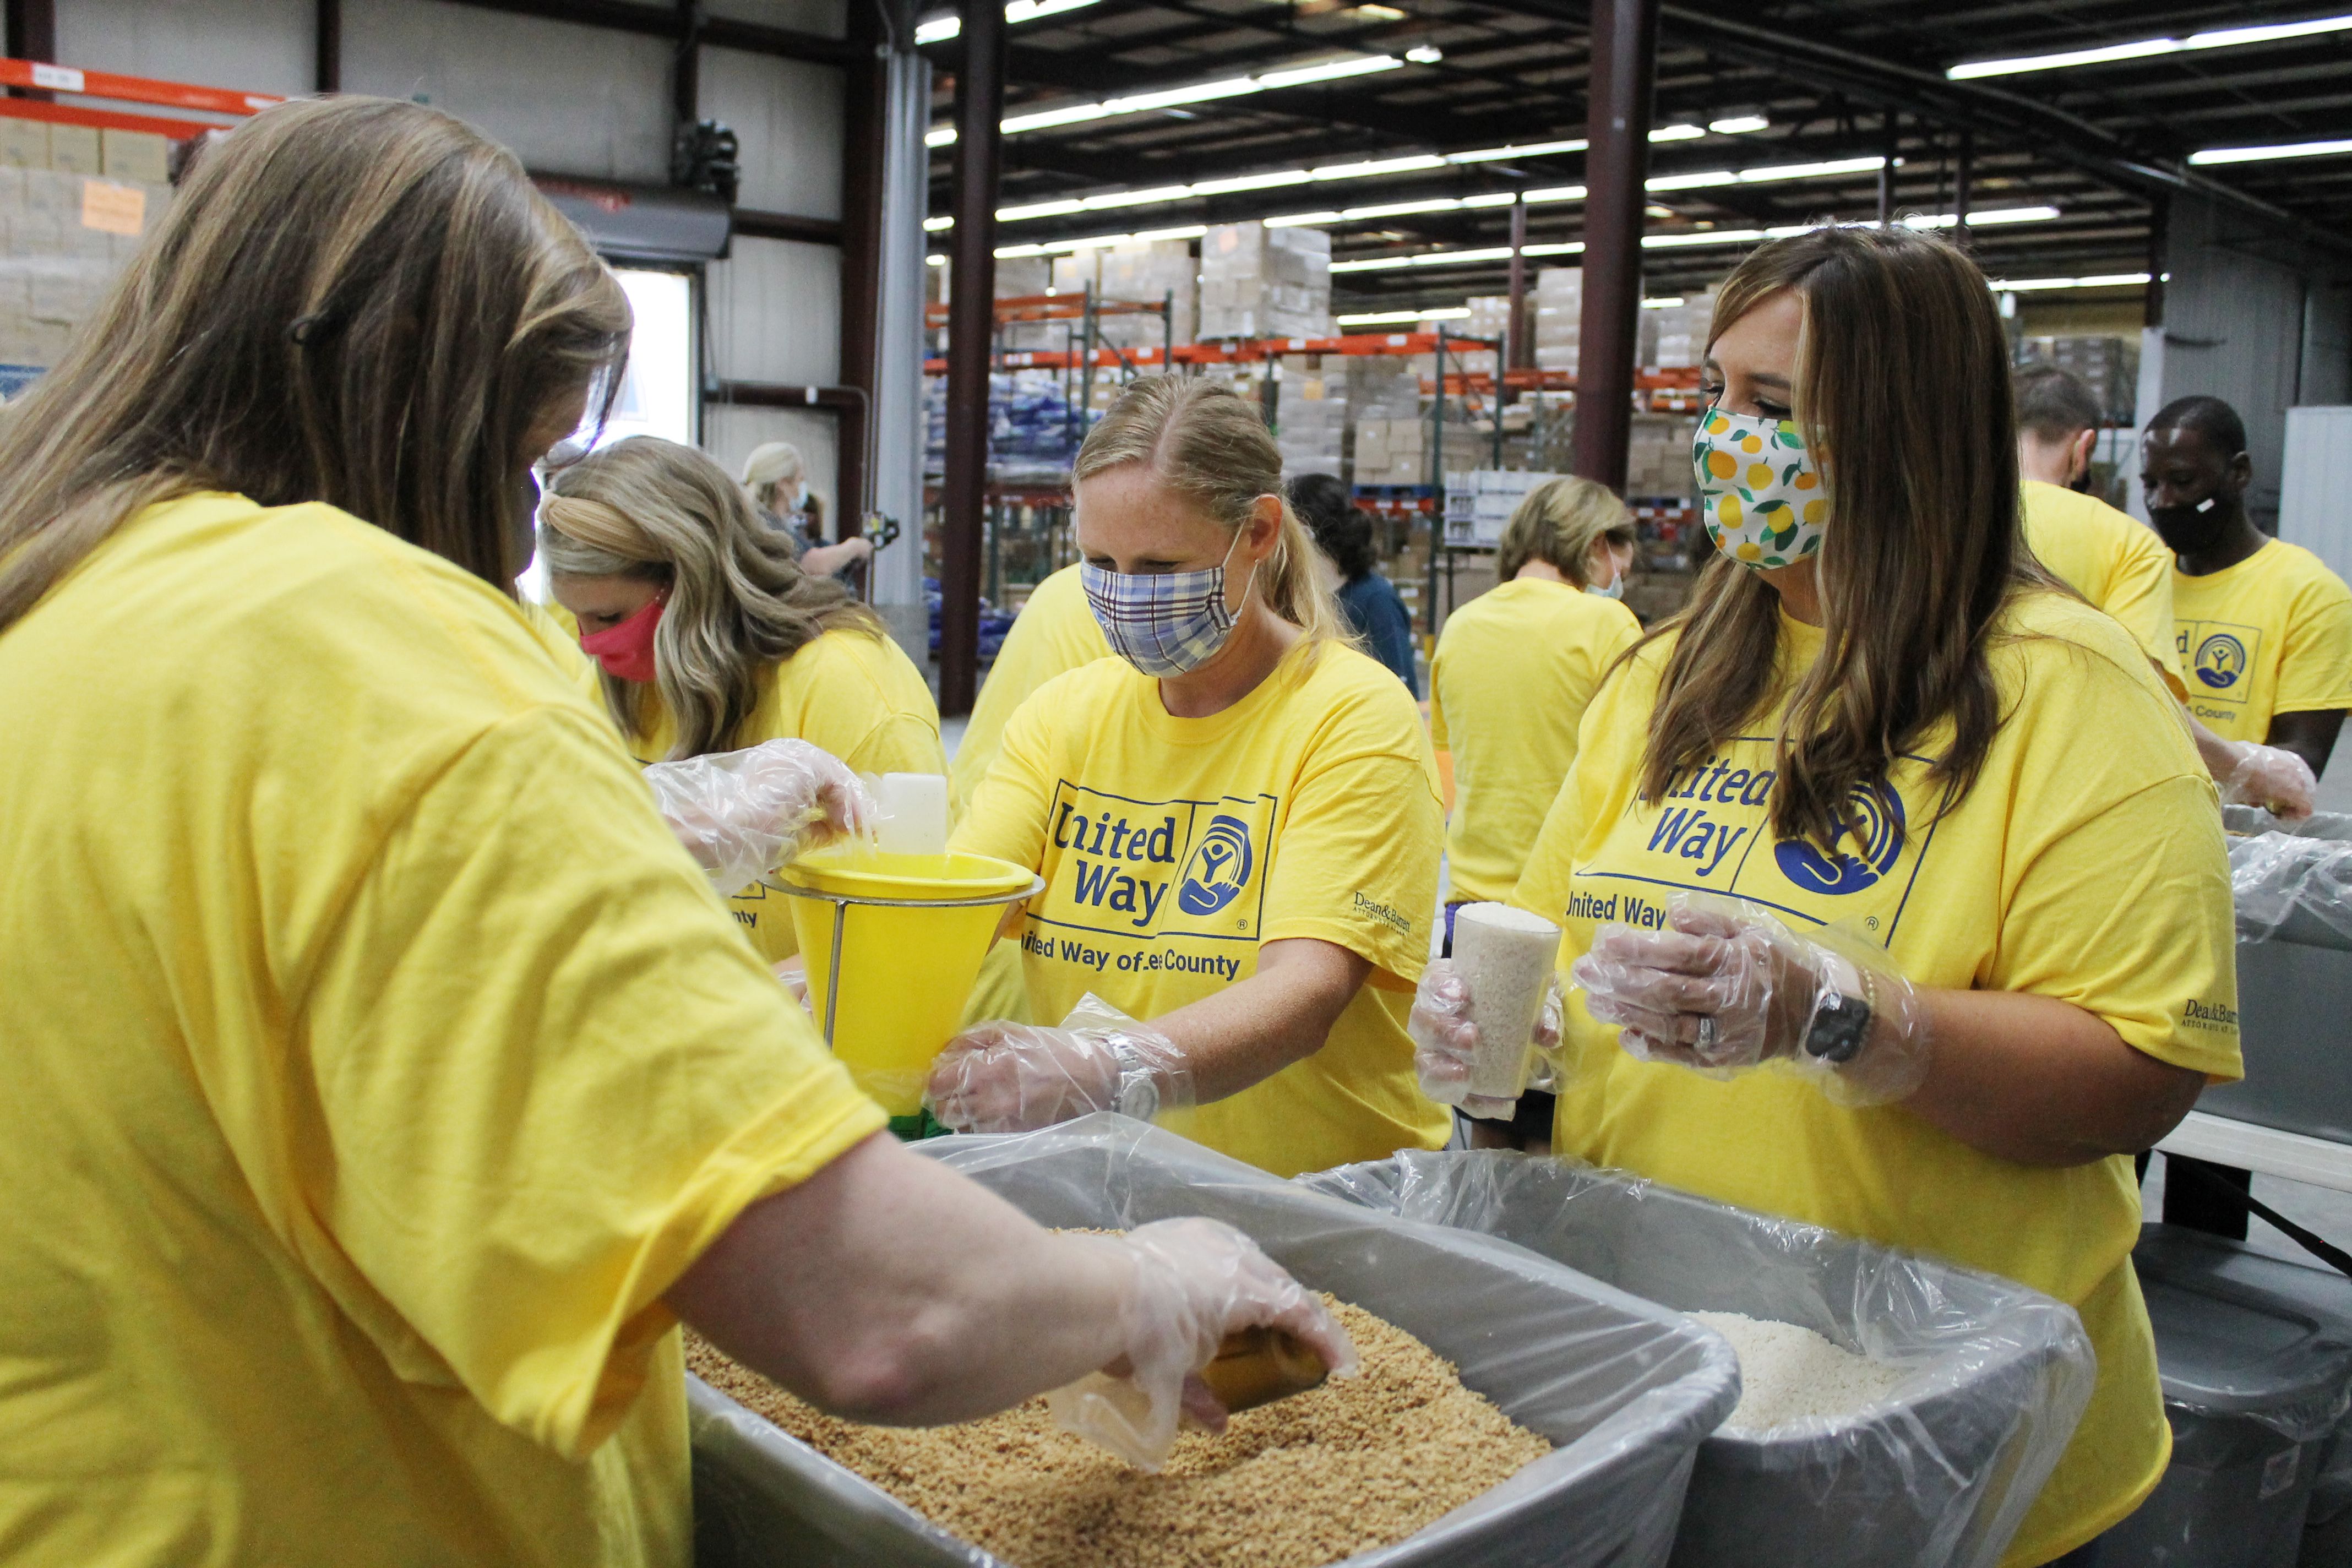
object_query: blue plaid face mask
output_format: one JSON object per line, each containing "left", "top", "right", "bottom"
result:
{"left": 1080, "top": 530, "right": 1253, "bottom": 678}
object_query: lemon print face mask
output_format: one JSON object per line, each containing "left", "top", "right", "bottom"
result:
{"left": 1693, "top": 407, "right": 1826, "bottom": 569}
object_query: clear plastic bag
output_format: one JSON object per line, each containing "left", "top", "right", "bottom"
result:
{"left": 1299, "top": 1148, "right": 2098, "bottom": 1568}
{"left": 689, "top": 1115, "right": 1741, "bottom": 1568}
{"left": 641, "top": 738, "right": 874, "bottom": 897}
{"left": 2230, "top": 830, "right": 2352, "bottom": 949}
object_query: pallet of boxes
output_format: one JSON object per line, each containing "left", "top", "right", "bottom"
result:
{"left": 1199, "top": 221, "right": 1331, "bottom": 345}
{"left": 0, "top": 117, "right": 174, "bottom": 389}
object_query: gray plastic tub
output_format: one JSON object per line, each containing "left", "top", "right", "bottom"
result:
{"left": 2105, "top": 1224, "right": 2352, "bottom": 1568}
{"left": 1300, "top": 1148, "right": 2096, "bottom": 1568}
{"left": 2213, "top": 813, "right": 2352, "bottom": 1140}
{"left": 690, "top": 1116, "right": 1740, "bottom": 1568}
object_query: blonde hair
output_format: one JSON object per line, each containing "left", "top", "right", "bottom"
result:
{"left": 1071, "top": 375, "right": 1347, "bottom": 647}
{"left": 741, "top": 441, "right": 808, "bottom": 514}
{"left": 0, "top": 95, "right": 629, "bottom": 629}
{"left": 1495, "top": 477, "right": 1636, "bottom": 586}
{"left": 541, "top": 436, "right": 880, "bottom": 758}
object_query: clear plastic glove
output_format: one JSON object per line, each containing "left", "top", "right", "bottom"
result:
{"left": 1408, "top": 957, "right": 1565, "bottom": 1120}
{"left": 1052, "top": 1216, "right": 1357, "bottom": 1470}
{"left": 772, "top": 958, "right": 812, "bottom": 1012}
{"left": 643, "top": 738, "right": 875, "bottom": 896}
{"left": 1569, "top": 890, "right": 1932, "bottom": 1106}
{"left": 2219, "top": 740, "right": 2318, "bottom": 823}
{"left": 925, "top": 993, "right": 1194, "bottom": 1133}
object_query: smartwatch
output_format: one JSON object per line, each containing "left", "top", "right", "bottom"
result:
{"left": 1802, "top": 956, "right": 1874, "bottom": 1065}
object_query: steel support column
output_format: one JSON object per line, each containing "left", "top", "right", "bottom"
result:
{"left": 672, "top": 0, "right": 703, "bottom": 129}
{"left": 938, "top": 0, "right": 1004, "bottom": 716}
{"left": 1571, "top": 0, "right": 1658, "bottom": 494}
{"left": 5, "top": 0, "right": 52, "bottom": 102}
{"left": 837, "top": 0, "right": 888, "bottom": 556}
{"left": 1504, "top": 194, "right": 1529, "bottom": 401}
{"left": 315, "top": 0, "right": 341, "bottom": 92}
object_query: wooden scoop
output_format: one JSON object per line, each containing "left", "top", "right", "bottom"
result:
{"left": 1199, "top": 1326, "right": 1332, "bottom": 1414}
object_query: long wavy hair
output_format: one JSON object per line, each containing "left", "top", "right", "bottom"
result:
{"left": 538, "top": 436, "right": 880, "bottom": 758}
{"left": 1635, "top": 226, "right": 2053, "bottom": 850}
{"left": 0, "top": 95, "right": 628, "bottom": 629}
{"left": 1073, "top": 375, "right": 1349, "bottom": 649}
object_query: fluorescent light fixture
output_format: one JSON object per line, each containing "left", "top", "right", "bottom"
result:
{"left": 1462, "top": 191, "right": 1520, "bottom": 208}
{"left": 1312, "top": 153, "right": 1446, "bottom": 179}
{"left": 1947, "top": 13, "right": 2352, "bottom": 78}
{"left": 914, "top": 0, "right": 1106, "bottom": 46}
{"left": 1525, "top": 241, "right": 1584, "bottom": 257}
{"left": 1447, "top": 138, "right": 1587, "bottom": 163}
{"left": 995, "top": 198, "right": 1086, "bottom": 221}
{"left": 1904, "top": 204, "right": 2062, "bottom": 228}
{"left": 1405, "top": 45, "right": 1443, "bottom": 64}
{"left": 993, "top": 223, "right": 1208, "bottom": 258}
{"left": 1189, "top": 169, "right": 1314, "bottom": 195}
{"left": 1000, "top": 103, "right": 1111, "bottom": 134}
{"left": 1353, "top": 4, "right": 1406, "bottom": 19}
{"left": 1649, "top": 123, "right": 1705, "bottom": 142}
{"left": 1337, "top": 307, "right": 1469, "bottom": 324}
{"left": 1264, "top": 210, "right": 1348, "bottom": 227}
{"left": 1259, "top": 54, "right": 1404, "bottom": 89}
{"left": 1082, "top": 184, "right": 1196, "bottom": 210}
{"left": 1331, "top": 244, "right": 1519, "bottom": 273}
{"left": 927, "top": 126, "right": 957, "bottom": 147}
{"left": 1735, "top": 155, "right": 1885, "bottom": 183}
{"left": 1708, "top": 115, "right": 1769, "bottom": 134}
{"left": 1644, "top": 168, "right": 1734, "bottom": 192}
{"left": 1524, "top": 184, "right": 1587, "bottom": 204}
{"left": 2190, "top": 137, "right": 2352, "bottom": 165}
{"left": 1642, "top": 296, "right": 1686, "bottom": 308}
{"left": 1103, "top": 75, "right": 1261, "bottom": 115}
{"left": 923, "top": 214, "right": 956, "bottom": 231}
{"left": 1980, "top": 272, "right": 2151, "bottom": 291}
{"left": 1642, "top": 228, "right": 1769, "bottom": 249}
{"left": 927, "top": 253, "right": 946, "bottom": 266}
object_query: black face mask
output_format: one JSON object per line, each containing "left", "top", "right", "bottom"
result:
{"left": 2148, "top": 495, "right": 2231, "bottom": 556}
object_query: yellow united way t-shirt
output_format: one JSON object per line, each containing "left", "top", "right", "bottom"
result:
{"left": 1430, "top": 576, "right": 1642, "bottom": 903}
{"left": 1513, "top": 590, "right": 2239, "bottom": 1567}
{"left": 0, "top": 493, "right": 887, "bottom": 1568}
{"left": 623, "top": 627, "right": 947, "bottom": 963}
{"left": 951, "top": 562, "right": 1114, "bottom": 817}
{"left": 2021, "top": 480, "right": 2184, "bottom": 692}
{"left": 2170, "top": 537, "right": 2352, "bottom": 742}
{"left": 955, "top": 639, "right": 1452, "bottom": 1178}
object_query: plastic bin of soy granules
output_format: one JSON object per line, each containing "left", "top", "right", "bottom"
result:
{"left": 1302, "top": 1149, "right": 2097, "bottom": 1568}
{"left": 688, "top": 1114, "right": 1740, "bottom": 1568}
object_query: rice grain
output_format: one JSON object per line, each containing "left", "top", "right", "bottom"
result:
{"left": 1687, "top": 1310, "right": 1908, "bottom": 1433}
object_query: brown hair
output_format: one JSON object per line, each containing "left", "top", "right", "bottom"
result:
{"left": 1496, "top": 476, "right": 1636, "bottom": 586}
{"left": 1072, "top": 375, "right": 1348, "bottom": 647}
{"left": 541, "top": 436, "right": 880, "bottom": 759}
{"left": 1636, "top": 226, "right": 2049, "bottom": 851}
{"left": 2013, "top": 363, "right": 2105, "bottom": 444}
{"left": 0, "top": 95, "right": 629, "bottom": 631}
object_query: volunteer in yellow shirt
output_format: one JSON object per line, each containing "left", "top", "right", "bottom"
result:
{"left": 0, "top": 95, "right": 1343, "bottom": 1567}
{"left": 2017, "top": 366, "right": 2315, "bottom": 816}
{"left": 1416, "top": 228, "right": 2235, "bottom": 1568}
{"left": 2143, "top": 393, "right": 2352, "bottom": 780}
{"left": 937, "top": 374, "right": 1451, "bottom": 1179}
{"left": 949, "top": 559, "right": 1113, "bottom": 816}
{"left": 1431, "top": 476, "right": 1641, "bottom": 914}
{"left": 540, "top": 435, "right": 947, "bottom": 965}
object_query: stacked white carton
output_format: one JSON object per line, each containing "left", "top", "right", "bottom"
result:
{"left": 1443, "top": 469, "right": 1565, "bottom": 547}
{"left": 1625, "top": 412, "right": 1701, "bottom": 500}
{"left": 1199, "top": 221, "right": 1331, "bottom": 341}
{"left": 1641, "top": 289, "right": 1715, "bottom": 369}
{"left": 1464, "top": 295, "right": 1516, "bottom": 347}
{"left": 1534, "top": 267, "right": 1582, "bottom": 374}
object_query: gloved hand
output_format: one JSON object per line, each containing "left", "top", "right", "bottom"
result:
{"left": 643, "top": 738, "right": 875, "bottom": 896}
{"left": 2218, "top": 740, "right": 2318, "bottom": 823}
{"left": 772, "top": 958, "right": 812, "bottom": 1012}
{"left": 1408, "top": 957, "right": 1565, "bottom": 1119}
{"left": 1569, "top": 890, "right": 1932, "bottom": 1106}
{"left": 1053, "top": 1216, "right": 1357, "bottom": 1470}
{"left": 925, "top": 994, "right": 1194, "bottom": 1133}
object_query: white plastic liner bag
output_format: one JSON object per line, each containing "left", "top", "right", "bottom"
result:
{"left": 689, "top": 1115, "right": 1740, "bottom": 1568}
{"left": 1298, "top": 1148, "right": 2098, "bottom": 1568}
{"left": 2229, "top": 827, "right": 2352, "bottom": 950}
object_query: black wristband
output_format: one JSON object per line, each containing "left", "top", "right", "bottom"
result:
{"left": 1803, "top": 989, "right": 1872, "bottom": 1064}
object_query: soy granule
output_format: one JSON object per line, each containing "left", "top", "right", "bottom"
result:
{"left": 687, "top": 1297, "right": 1550, "bottom": 1568}
{"left": 1687, "top": 1311, "right": 1909, "bottom": 1433}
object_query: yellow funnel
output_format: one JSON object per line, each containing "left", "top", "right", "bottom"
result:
{"left": 778, "top": 845, "right": 1037, "bottom": 1117}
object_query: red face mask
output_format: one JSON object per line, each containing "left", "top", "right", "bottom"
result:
{"left": 578, "top": 593, "right": 666, "bottom": 683}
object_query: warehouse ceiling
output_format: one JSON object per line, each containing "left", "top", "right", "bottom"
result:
{"left": 919, "top": 0, "right": 2352, "bottom": 314}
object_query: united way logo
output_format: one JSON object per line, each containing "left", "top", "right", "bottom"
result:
{"left": 1177, "top": 814, "right": 1255, "bottom": 916}
{"left": 2194, "top": 633, "right": 2247, "bottom": 691}
{"left": 1773, "top": 782, "right": 1906, "bottom": 895}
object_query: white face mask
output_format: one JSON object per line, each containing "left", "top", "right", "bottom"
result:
{"left": 1586, "top": 576, "right": 1624, "bottom": 600}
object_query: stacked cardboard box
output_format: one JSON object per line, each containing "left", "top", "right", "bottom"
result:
{"left": 1276, "top": 390, "right": 1346, "bottom": 478}
{"left": 2019, "top": 335, "right": 2138, "bottom": 425}
{"left": 1625, "top": 413, "right": 1701, "bottom": 500}
{"left": 1357, "top": 416, "right": 1487, "bottom": 487}
{"left": 1093, "top": 240, "right": 1195, "bottom": 351}
{"left": 0, "top": 164, "right": 173, "bottom": 371}
{"left": 1199, "top": 221, "right": 1331, "bottom": 341}
{"left": 1640, "top": 290, "right": 1715, "bottom": 369}
{"left": 1463, "top": 294, "right": 1517, "bottom": 349}
{"left": 1442, "top": 469, "right": 1566, "bottom": 547}
{"left": 1533, "top": 268, "right": 1582, "bottom": 374}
